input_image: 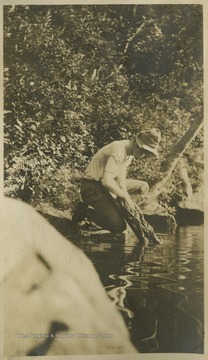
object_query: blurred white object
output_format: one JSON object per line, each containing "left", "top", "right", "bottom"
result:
{"left": 1, "top": 197, "right": 137, "bottom": 356}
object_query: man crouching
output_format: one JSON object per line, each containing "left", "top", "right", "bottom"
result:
{"left": 71, "top": 128, "right": 161, "bottom": 239}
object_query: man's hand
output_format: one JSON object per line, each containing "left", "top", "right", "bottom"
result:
{"left": 121, "top": 194, "right": 135, "bottom": 213}
{"left": 102, "top": 172, "right": 135, "bottom": 212}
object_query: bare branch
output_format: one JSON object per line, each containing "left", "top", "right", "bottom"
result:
{"left": 124, "top": 21, "right": 148, "bottom": 54}
{"left": 149, "top": 117, "right": 204, "bottom": 199}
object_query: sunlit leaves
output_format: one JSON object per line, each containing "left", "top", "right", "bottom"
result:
{"left": 4, "top": 4, "right": 203, "bottom": 209}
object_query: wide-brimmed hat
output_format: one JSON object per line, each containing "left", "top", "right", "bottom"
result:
{"left": 136, "top": 128, "right": 161, "bottom": 157}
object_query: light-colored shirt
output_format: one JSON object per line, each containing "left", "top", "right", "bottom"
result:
{"left": 83, "top": 140, "right": 133, "bottom": 182}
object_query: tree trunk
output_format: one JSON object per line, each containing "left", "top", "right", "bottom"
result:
{"left": 178, "top": 156, "right": 193, "bottom": 200}
{"left": 148, "top": 117, "right": 203, "bottom": 200}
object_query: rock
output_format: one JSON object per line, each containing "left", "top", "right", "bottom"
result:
{"left": 144, "top": 214, "right": 177, "bottom": 232}
{"left": 175, "top": 206, "right": 204, "bottom": 226}
{"left": 1, "top": 197, "right": 137, "bottom": 356}
{"left": 175, "top": 187, "right": 204, "bottom": 226}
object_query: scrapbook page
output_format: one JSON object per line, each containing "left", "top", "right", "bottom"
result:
{"left": 1, "top": 1, "right": 207, "bottom": 359}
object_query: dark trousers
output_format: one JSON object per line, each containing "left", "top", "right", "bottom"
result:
{"left": 78, "top": 178, "right": 149, "bottom": 233}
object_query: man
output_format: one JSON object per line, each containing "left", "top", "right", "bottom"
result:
{"left": 71, "top": 128, "right": 161, "bottom": 238}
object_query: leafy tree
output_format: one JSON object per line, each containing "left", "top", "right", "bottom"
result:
{"left": 4, "top": 5, "right": 203, "bottom": 213}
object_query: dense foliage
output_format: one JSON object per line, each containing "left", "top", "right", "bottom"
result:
{"left": 4, "top": 5, "right": 203, "bottom": 212}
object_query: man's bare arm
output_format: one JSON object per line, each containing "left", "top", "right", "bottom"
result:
{"left": 102, "top": 172, "right": 135, "bottom": 211}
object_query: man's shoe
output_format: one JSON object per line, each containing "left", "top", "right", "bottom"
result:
{"left": 69, "top": 221, "right": 81, "bottom": 236}
{"left": 71, "top": 202, "right": 87, "bottom": 223}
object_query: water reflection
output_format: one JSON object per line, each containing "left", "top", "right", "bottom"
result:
{"left": 80, "top": 225, "right": 204, "bottom": 353}
{"left": 107, "top": 274, "right": 134, "bottom": 318}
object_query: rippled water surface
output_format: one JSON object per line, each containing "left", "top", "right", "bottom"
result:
{"left": 80, "top": 225, "right": 204, "bottom": 353}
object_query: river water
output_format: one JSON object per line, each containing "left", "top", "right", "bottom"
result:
{"left": 80, "top": 225, "right": 204, "bottom": 354}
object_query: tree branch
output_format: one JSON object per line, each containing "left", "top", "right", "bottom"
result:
{"left": 124, "top": 20, "right": 148, "bottom": 54}
{"left": 104, "top": 20, "right": 148, "bottom": 81}
{"left": 148, "top": 117, "right": 203, "bottom": 199}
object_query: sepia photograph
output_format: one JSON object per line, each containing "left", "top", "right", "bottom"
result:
{"left": 2, "top": 1, "right": 206, "bottom": 359}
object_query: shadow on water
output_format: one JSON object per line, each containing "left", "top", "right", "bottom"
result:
{"left": 42, "top": 212, "right": 204, "bottom": 354}
{"left": 38, "top": 212, "right": 72, "bottom": 237}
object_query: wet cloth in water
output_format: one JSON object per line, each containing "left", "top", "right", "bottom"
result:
{"left": 80, "top": 178, "right": 148, "bottom": 233}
